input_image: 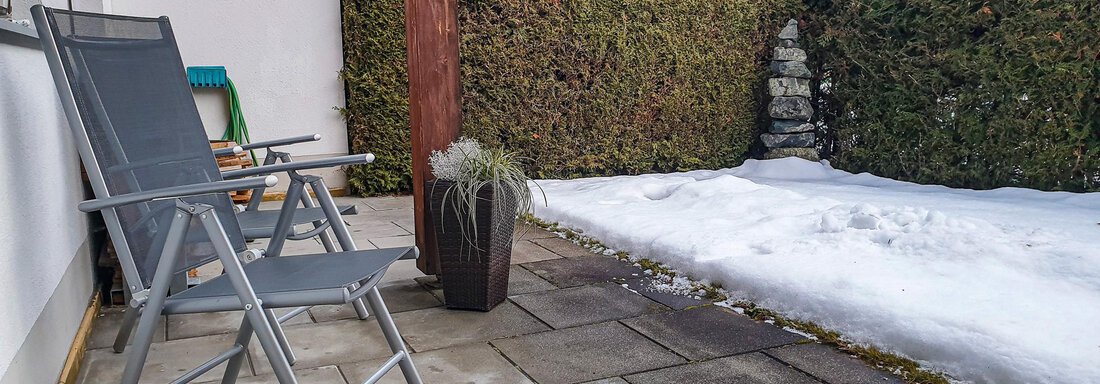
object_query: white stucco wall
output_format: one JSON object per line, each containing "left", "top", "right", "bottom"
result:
{"left": 108, "top": 0, "right": 350, "bottom": 191}
{"left": 0, "top": 23, "right": 95, "bottom": 381}
{"left": 0, "top": 1, "right": 348, "bottom": 379}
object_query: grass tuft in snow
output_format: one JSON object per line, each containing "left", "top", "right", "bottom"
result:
{"left": 522, "top": 214, "right": 952, "bottom": 384}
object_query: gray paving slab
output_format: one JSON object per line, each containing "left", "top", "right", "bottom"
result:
{"left": 368, "top": 234, "right": 415, "bottom": 249}
{"left": 623, "top": 352, "right": 820, "bottom": 384}
{"left": 492, "top": 321, "right": 685, "bottom": 384}
{"left": 249, "top": 318, "right": 395, "bottom": 375}
{"left": 523, "top": 256, "right": 644, "bottom": 287}
{"left": 310, "top": 279, "right": 441, "bottom": 322}
{"left": 78, "top": 332, "right": 250, "bottom": 383}
{"left": 514, "top": 222, "right": 558, "bottom": 241}
{"left": 346, "top": 220, "right": 412, "bottom": 239}
{"left": 341, "top": 342, "right": 533, "bottom": 384}
{"left": 166, "top": 308, "right": 311, "bottom": 341}
{"left": 531, "top": 237, "right": 594, "bottom": 258}
{"left": 508, "top": 265, "right": 558, "bottom": 296}
{"left": 196, "top": 365, "right": 347, "bottom": 384}
{"left": 766, "top": 343, "right": 904, "bottom": 384}
{"left": 87, "top": 308, "right": 165, "bottom": 350}
{"left": 363, "top": 195, "right": 413, "bottom": 211}
{"left": 621, "top": 306, "right": 805, "bottom": 361}
{"left": 345, "top": 207, "right": 413, "bottom": 227}
{"left": 511, "top": 240, "right": 563, "bottom": 264}
{"left": 379, "top": 259, "right": 428, "bottom": 284}
{"left": 580, "top": 378, "right": 629, "bottom": 384}
{"left": 392, "top": 301, "right": 550, "bottom": 351}
{"left": 510, "top": 282, "right": 668, "bottom": 329}
{"left": 622, "top": 277, "right": 710, "bottom": 310}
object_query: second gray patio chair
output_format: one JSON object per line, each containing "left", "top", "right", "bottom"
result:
{"left": 32, "top": 5, "right": 422, "bottom": 383}
{"left": 211, "top": 133, "right": 358, "bottom": 244}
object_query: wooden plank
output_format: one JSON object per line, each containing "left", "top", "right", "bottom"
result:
{"left": 406, "top": 0, "right": 462, "bottom": 275}
{"left": 58, "top": 292, "right": 101, "bottom": 384}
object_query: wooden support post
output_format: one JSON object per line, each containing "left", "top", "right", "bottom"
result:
{"left": 406, "top": 0, "right": 461, "bottom": 275}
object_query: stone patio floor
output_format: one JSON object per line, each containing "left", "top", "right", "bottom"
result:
{"left": 79, "top": 195, "right": 905, "bottom": 384}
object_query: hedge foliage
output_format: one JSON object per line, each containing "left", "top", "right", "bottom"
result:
{"left": 342, "top": 0, "right": 801, "bottom": 194}
{"left": 804, "top": 0, "right": 1100, "bottom": 191}
{"left": 458, "top": 0, "right": 801, "bottom": 179}
{"left": 341, "top": 0, "right": 411, "bottom": 195}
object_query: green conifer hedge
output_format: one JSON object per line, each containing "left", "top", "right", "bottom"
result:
{"left": 341, "top": 0, "right": 800, "bottom": 194}
{"left": 805, "top": 0, "right": 1099, "bottom": 191}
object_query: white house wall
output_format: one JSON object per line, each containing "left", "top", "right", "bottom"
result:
{"left": 109, "top": 0, "right": 351, "bottom": 191}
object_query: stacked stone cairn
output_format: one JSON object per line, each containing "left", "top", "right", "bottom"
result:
{"left": 763, "top": 19, "right": 819, "bottom": 161}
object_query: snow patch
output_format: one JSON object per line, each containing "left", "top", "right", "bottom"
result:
{"left": 531, "top": 158, "right": 1100, "bottom": 384}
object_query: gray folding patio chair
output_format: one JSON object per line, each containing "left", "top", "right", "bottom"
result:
{"left": 32, "top": 6, "right": 422, "bottom": 383}
{"left": 107, "top": 134, "right": 373, "bottom": 356}
{"left": 211, "top": 134, "right": 359, "bottom": 244}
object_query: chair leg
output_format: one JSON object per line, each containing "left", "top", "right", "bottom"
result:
{"left": 121, "top": 209, "right": 192, "bottom": 384}
{"left": 220, "top": 314, "right": 254, "bottom": 384}
{"left": 296, "top": 181, "right": 337, "bottom": 253}
{"left": 265, "top": 309, "right": 297, "bottom": 365}
{"left": 310, "top": 177, "right": 371, "bottom": 320}
{"left": 365, "top": 287, "right": 423, "bottom": 384}
{"left": 199, "top": 206, "right": 298, "bottom": 384}
{"left": 112, "top": 304, "right": 141, "bottom": 353}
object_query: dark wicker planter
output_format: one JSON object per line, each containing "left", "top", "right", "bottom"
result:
{"left": 427, "top": 180, "right": 517, "bottom": 311}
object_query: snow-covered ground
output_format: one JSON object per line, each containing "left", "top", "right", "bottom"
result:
{"left": 530, "top": 158, "right": 1100, "bottom": 384}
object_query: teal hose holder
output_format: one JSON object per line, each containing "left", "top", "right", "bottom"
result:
{"left": 186, "top": 66, "right": 257, "bottom": 165}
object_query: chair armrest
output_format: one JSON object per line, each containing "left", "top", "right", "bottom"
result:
{"left": 78, "top": 176, "right": 278, "bottom": 212}
{"left": 237, "top": 134, "right": 322, "bottom": 151}
{"left": 212, "top": 146, "right": 244, "bottom": 157}
{"left": 221, "top": 154, "right": 375, "bottom": 179}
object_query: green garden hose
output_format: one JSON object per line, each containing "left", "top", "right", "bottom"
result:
{"left": 221, "top": 78, "right": 258, "bottom": 166}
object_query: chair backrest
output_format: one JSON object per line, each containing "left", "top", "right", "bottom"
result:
{"left": 33, "top": 6, "right": 246, "bottom": 289}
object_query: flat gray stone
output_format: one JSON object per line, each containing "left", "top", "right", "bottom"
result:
{"left": 511, "top": 282, "right": 668, "bottom": 328}
{"left": 766, "top": 343, "right": 905, "bottom": 384}
{"left": 624, "top": 352, "right": 818, "bottom": 384}
{"left": 310, "top": 279, "right": 441, "bottom": 322}
{"left": 341, "top": 343, "right": 533, "bottom": 384}
{"left": 492, "top": 321, "right": 685, "bottom": 384}
{"left": 777, "top": 38, "right": 799, "bottom": 48}
{"left": 762, "top": 133, "right": 815, "bottom": 148}
{"left": 778, "top": 19, "right": 799, "bottom": 40}
{"left": 621, "top": 306, "right": 805, "bottom": 361}
{"left": 167, "top": 308, "right": 311, "bottom": 340}
{"left": 511, "top": 240, "right": 562, "bottom": 264}
{"left": 774, "top": 47, "right": 808, "bottom": 62}
{"left": 249, "top": 319, "right": 395, "bottom": 375}
{"left": 771, "top": 120, "right": 815, "bottom": 134}
{"left": 764, "top": 147, "right": 820, "bottom": 161}
{"left": 531, "top": 236, "right": 593, "bottom": 258}
{"left": 768, "top": 96, "right": 814, "bottom": 121}
{"left": 768, "top": 77, "right": 811, "bottom": 97}
{"left": 392, "top": 301, "right": 549, "bottom": 351}
{"left": 508, "top": 265, "right": 558, "bottom": 296}
{"left": 79, "top": 332, "right": 249, "bottom": 383}
{"left": 771, "top": 61, "right": 812, "bottom": 78}
{"left": 524, "top": 256, "right": 643, "bottom": 287}
{"left": 196, "top": 365, "right": 347, "bottom": 384}
{"left": 87, "top": 307, "right": 165, "bottom": 350}
{"left": 623, "top": 278, "right": 710, "bottom": 310}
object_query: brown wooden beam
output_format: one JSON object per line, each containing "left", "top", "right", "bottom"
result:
{"left": 406, "top": 0, "right": 461, "bottom": 275}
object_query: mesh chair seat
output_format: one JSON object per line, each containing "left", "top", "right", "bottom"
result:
{"left": 164, "top": 247, "right": 413, "bottom": 314}
{"left": 237, "top": 205, "right": 358, "bottom": 239}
